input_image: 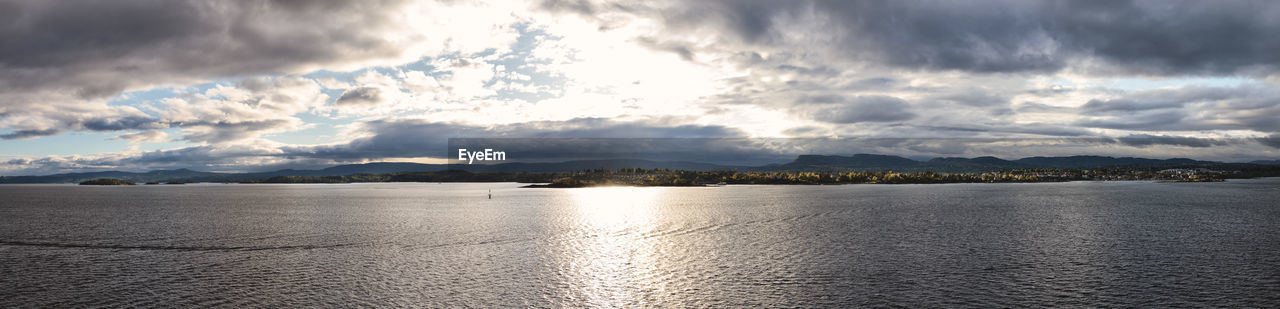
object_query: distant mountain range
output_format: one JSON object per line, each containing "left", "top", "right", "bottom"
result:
{"left": 0, "top": 163, "right": 447, "bottom": 184}
{"left": 0, "top": 160, "right": 740, "bottom": 184}
{"left": 757, "top": 154, "right": 1226, "bottom": 172}
{"left": 0, "top": 154, "right": 1273, "bottom": 184}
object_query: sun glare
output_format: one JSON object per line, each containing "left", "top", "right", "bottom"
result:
{"left": 566, "top": 186, "right": 666, "bottom": 306}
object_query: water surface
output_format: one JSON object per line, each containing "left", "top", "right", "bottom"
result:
{"left": 2, "top": 179, "right": 1279, "bottom": 307}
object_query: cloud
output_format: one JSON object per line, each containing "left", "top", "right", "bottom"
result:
{"left": 1079, "top": 86, "right": 1238, "bottom": 115}
{"left": 82, "top": 116, "right": 167, "bottom": 132}
{"left": 1075, "top": 110, "right": 1191, "bottom": 131}
{"left": 910, "top": 123, "right": 1091, "bottom": 137}
{"left": 156, "top": 76, "right": 327, "bottom": 143}
{"left": 800, "top": 95, "right": 916, "bottom": 124}
{"left": 1075, "top": 84, "right": 1280, "bottom": 132}
{"left": 0, "top": 0, "right": 523, "bottom": 140}
{"left": 1015, "top": 102, "right": 1072, "bottom": 113}
{"left": 781, "top": 126, "right": 827, "bottom": 137}
{"left": 7, "top": 133, "right": 1280, "bottom": 175}
{"left": 305, "top": 117, "right": 749, "bottom": 160}
{"left": 592, "top": 0, "right": 1280, "bottom": 76}
{"left": 0, "top": 129, "right": 61, "bottom": 140}
{"left": 178, "top": 119, "right": 300, "bottom": 144}
{"left": 1, "top": 117, "right": 752, "bottom": 174}
{"left": 0, "top": 0, "right": 417, "bottom": 98}
{"left": 1025, "top": 85, "right": 1075, "bottom": 97}
{"left": 4, "top": 0, "right": 1280, "bottom": 174}
{"left": 1080, "top": 98, "right": 1182, "bottom": 115}
{"left": 1, "top": 75, "right": 328, "bottom": 143}
{"left": 1258, "top": 134, "right": 1280, "bottom": 149}
{"left": 111, "top": 130, "right": 170, "bottom": 144}
{"left": 930, "top": 89, "right": 1011, "bottom": 108}
{"left": 636, "top": 37, "right": 697, "bottom": 61}
{"left": 0, "top": 106, "right": 166, "bottom": 140}
{"left": 1116, "top": 134, "right": 1230, "bottom": 148}
{"left": 335, "top": 87, "right": 386, "bottom": 106}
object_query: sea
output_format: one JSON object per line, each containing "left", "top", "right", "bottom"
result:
{"left": 2, "top": 178, "right": 1279, "bottom": 307}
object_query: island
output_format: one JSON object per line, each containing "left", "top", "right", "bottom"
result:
{"left": 79, "top": 178, "right": 136, "bottom": 185}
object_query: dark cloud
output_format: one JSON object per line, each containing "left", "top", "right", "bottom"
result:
{"left": 1025, "top": 85, "right": 1075, "bottom": 97}
{"left": 1080, "top": 98, "right": 1182, "bottom": 115}
{"left": 840, "top": 77, "right": 898, "bottom": 91}
{"left": 0, "top": 114, "right": 168, "bottom": 140}
{"left": 0, "top": 128, "right": 61, "bottom": 140}
{"left": 177, "top": 119, "right": 296, "bottom": 144}
{"left": 0, "top": 0, "right": 412, "bottom": 99}
{"left": 298, "top": 117, "right": 749, "bottom": 160}
{"left": 1080, "top": 86, "right": 1239, "bottom": 114}
{"left": 904, "top": 140, "right": 970, "bottom": 155}
{"left": 335, "top": 87, "right": 385, "bottom": 106}
{"left": 781, "top": 126, "right": 825, "bottom": 137}
{"left": 1116, "top": 134, "right": 1230, "bottom": 148}
{"left": 1076, "top": 85, "right": 1280, "bottom": 132}
{"left": 912, "top": 123, "right": 1091, "bottom": 137}
{"left": 1258, "top": 134, "right": 1280, "bottom": 149}
{"left": 0, "top": 0, "right": 420, "bottom": 143}
{"left": 82, "top": 116, "right": 166, "bottom": 131}
{"left": 809, "top": 1, "right": 1063, "bottom": 73}
{"left": 1015, "top": 102, "right": 1072, "bottom": 113}
{"left": 1075, "top": 110, "right": 1190, "bottom": 131}
{"left": 801, "top": 95, "right": 916, "bottom": 123}
{"left": 583, "top": 0, "right": 1280, "bottom": 75}
{"left": 929, "top": 89, "right": 1011, "bottom": 108}
{"left": 1045, "top": 0, "right": 1280, "bottom": 75}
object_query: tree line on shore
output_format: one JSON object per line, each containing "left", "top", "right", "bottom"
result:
{"left": 76, "top": 164, "right": 1280, "bottom": 186}
{"left": 238, "top": 167, "right": 1264, "bottom": 186}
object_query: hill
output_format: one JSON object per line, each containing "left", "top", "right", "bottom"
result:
{"left": 765, "top": 154, "right": 1226, "bottom": 172}
{"left": 1012, "top": 156, "right": 1213, "bottom": 169}
{"left": 78, "top": 178, "right": 136, "bottom": 185}
{"left": 0, "top": 160, "right": 739, "bottom": 184}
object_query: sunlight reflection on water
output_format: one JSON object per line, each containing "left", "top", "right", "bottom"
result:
{"left": 568, "top": 187, "right": 663, "bottom": 307}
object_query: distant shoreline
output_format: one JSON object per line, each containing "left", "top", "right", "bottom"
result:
{"left": 8, "top": 177, "right": 1279, "bottom": 187}
{"left": 6, "top": 155, "right": 1280, "bottom": 185}
{"left": 49, "top": 168, "right": 1270, "bottom": 187}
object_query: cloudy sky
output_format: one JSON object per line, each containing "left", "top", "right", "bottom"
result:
{"left": 2, "top": 0, "right": 1279, "bottom": 174}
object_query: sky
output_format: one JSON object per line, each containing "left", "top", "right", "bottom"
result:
{"left": 2, "top": 0, "right": 1279, "bottom": 175}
